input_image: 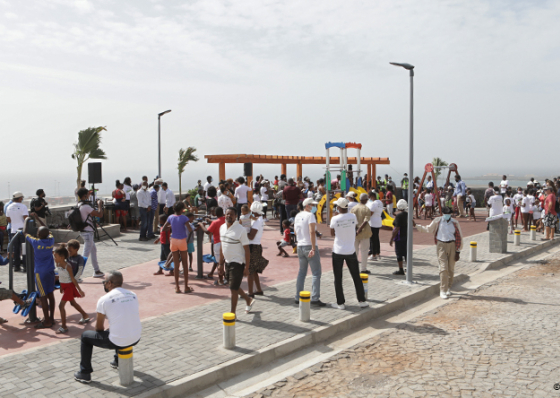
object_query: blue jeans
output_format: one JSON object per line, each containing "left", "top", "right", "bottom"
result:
{"left": 285, "top": 204, "right": 298, "bottom": 222}
{"left": 295, "top": 245, "right": 322, "bottom": 302}
{"left": 139, "top": 207, "right": 149, "bottom": 238}
{"left": 402, "top": 190, "right": 408, "bottom": 200}
{"left": 80, "top": 330, "right": 139, "bottom": 374}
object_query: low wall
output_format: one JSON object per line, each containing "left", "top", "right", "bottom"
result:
{"left": 393, "top": 187, "right": 487, "bottom": 207}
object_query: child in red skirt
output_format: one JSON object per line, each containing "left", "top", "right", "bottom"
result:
{"left": 53, "top": 245, "right": 88, "bottom": 334}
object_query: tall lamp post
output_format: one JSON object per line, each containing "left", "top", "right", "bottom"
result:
{"left": 390, "top": 62, "right": 414, "bottom": 284}
{"left": 158, "top": 110, "right": 172, "bottom": 178}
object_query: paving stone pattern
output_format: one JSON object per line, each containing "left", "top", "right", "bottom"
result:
{"left": 247, "top": 255, "right": 560, "bottom": 398}
{"left": 0, "top": 231, "right": 553, "bottom": 397}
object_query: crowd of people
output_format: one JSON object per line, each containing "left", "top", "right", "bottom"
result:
{"left": 1, "top": 171, "right": 559, "bottom": 383}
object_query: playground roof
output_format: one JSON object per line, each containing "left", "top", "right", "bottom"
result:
{"left": 204, "top": 154, "right": 390, "bottom": 165}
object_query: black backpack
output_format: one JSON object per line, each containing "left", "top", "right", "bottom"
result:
{"left": 68, "top": 202, "right": 91, "bottom": 232}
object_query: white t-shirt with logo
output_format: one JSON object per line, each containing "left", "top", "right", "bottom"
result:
{"left": 488, "top": 195, "right": 503, "bottom": 217}
{"left": 500, "top": 180, "right": 508, "bottom": 194}
{"left": 6, "top": 202, "right": 29, "bottom": 231}
{"left": 123, "top": 184, "right": 134, "bottom": 200}
{"left": 513, "top": 193, "right": 523, "bottom": 208}
{"left": 294, "top": 211, "right": 316, "bottom": 246}
{"left": 235, "top": 185, "right": 251, "bottom": 204}
{"left": 96, "top": 287, "right": 142, "bottom": 347}
{"left": 248, "top": 216, "right": 265, "bottom": 245}
{"left": 220, "top": 221, "right": 250, "bottom": 264}
{"left": 330, "top": 212, "right": 357, "bottom": 255}
{"left": 79, "top": 203, "right": 95, "bottom": 232}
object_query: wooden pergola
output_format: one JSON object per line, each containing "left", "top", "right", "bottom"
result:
{"left": 204, "top": 154, "right": 390, "bottom": 187}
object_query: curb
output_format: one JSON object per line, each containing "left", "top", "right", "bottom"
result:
{"left": 138, "top": 237, "right": 559, "bottom": 398}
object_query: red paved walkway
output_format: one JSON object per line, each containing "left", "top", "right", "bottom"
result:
{"left": 0, "top": 211, "right": 489, "bottom": 357}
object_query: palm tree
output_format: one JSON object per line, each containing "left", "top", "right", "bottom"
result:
{"left": 432, "top": 157, "right": 448, "bottom": 183}
{"left": 71, "top": 127, "right": 107, "bottom": 189}
{"left": 178, "top": 147, "right": 199, "bottom": 200}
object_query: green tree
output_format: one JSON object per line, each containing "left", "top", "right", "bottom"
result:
{"left": 432, "top": 157, "right": 448, "bottom": 182}
{"left": 71, "top": 127, "right": 107, "bottom": 189}
{"left": 178, "top": 147, "right": 199, "bottom": 200}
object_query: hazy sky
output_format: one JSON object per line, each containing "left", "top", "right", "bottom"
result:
{"left": 1, "top": 0, "right": 559, "bottom": 197}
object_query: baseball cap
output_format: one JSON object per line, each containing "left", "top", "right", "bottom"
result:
{"left": 335, "top": 198, "right": 349, "bottom": 208}
{"left": 250, "top": 201, "right": 263, "bottom": 214}
{"left": 303, "top": 198, "right": 318, "bottom": 207}
{"left": 346, "top": 191, "right": 356, "bottom": 198}
{"left": 12, "top": 191, "right": 24, "bottom": 199}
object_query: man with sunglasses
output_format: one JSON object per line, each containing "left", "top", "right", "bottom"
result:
{"left": 74, "top": 271, "right": 142, "bottom": 384}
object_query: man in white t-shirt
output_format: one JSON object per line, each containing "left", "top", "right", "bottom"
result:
{"left": 219, "top": 207, "right": 255, "bottom": 315}
{"left": 500, "top": 175, "right": 508, "bottom": 196}
{"left": 76, "top": 188, "right": 105, "bottom": 278}
{"left": 204, "top": 176, "right": 214, "bottom": 198}
{"left": 366, "top": 191, "right": 384, "bottom": 261}
{"left": 75, "top": 271, "right": 141, "bottom": 384}
{"left": 162, "top": 182, "right": 176, "bottom": 216}
{"left": 330, "top": 198, "right": 368, "bottom": 310}
{"left": 487, "top": 187, "right": 503, "bottom": 217}
{"left": 6, "top": 191, "right": 29, "bottom": 272}
{"left": 234, "top": 177, "right": 252, "bottom": 219}
{"left": 294, "top": 198, "right": 326, "bottom": 306}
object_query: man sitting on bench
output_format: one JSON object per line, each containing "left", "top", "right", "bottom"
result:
{"left": 74, "top": 270, "right": 141, "bottom": 383}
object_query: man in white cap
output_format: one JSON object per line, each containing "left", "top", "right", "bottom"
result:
{"left": 294, "top": 197, "right": 326, "bottom": 307}
{"left": 346, "top": 191, "right": 358, "bottom": 210}
{"left": 329, "top": 197, "right": 368, "bottom": 310}
{"left": 6, "top": 192, "right": 30, "bottom": 272}
{"left": 416, "top": 206, "right": 463, "bottom": 299}
{"left": 389, "top": 199, "right": 413, "bottom": 276}
{"left": 351, "top": 193, "right": 372, "bottom": 273}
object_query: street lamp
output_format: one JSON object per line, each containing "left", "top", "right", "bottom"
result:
{"left": 390, "top": 61, "right": 414, "bottom": 284}
{"left": 158, "top": 110, "right": 172, "bottom": 178}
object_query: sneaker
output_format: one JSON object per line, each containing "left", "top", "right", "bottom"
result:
{"left": 440, "top": 292, "right": 448, "bottom": 299}
{"left": 331, "top": 303, "right": 345, "bottom": 310}
{"left": 445, "top": 290, "right": 451, "bottom": 297}
{"left": 393, "top": 269, "right": 405, "bottom": 275}
{"left": 138, "top": 237, "right": 149, "bottom": 241}
{"left": 372, "top": 256, "right": 379, "bottom": 261}
{"left": 74, "top": 371, "right": 91, "bottom": 384}
{"left": 93, "top": 271, "right": 105, "bottom": 278}
{"left": 359, "top": 301, "right": 369, "bottom": 308}
{"left": 311, "top": 300, "right": 327, "bottom": 307}
{"left": 110, "top": 359, "right": 118, "bottom": 369}
{"left": 367, "top": 255, "right": 374, "bottom": 260}
{"left": 294, "top": 300, "right": 299, "bottom": 305}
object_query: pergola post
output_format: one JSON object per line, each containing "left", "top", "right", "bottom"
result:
{"left": 219, "top": 163, "right": 226, "bottom": 181}
{"left": 372, "top": 164, "right": 377, "bottom": 188}
{"left": 281, "top": 163, "right": 287, "bottom": 176}
{"left": 297, "top": 163, "right": 302, "bottom": 180}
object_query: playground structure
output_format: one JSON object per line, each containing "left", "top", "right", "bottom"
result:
{"left": 204, "top": 151, "right": 393, "bottom": 226}
{"left": 415, "top": 162, "right": 458, "bottom": 216}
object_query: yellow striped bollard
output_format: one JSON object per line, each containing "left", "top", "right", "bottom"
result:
{"left": 223, "top": 312, "right": 236, "bottom": 349}
{"left": 299, "top": 291, "right": 311, "bottom": 322}
{"left": 514, "top": 230, "right": 521, "bottom": 246}
{"left": 117, "top": 346, "right": 134, "bottom": 386}
{"left": 530, "top": 225, "right": 536, "bottom": 241}
{"left": 470, "top": 241, "right": 477, "bottom": 262}
{"left": 360, "top": 273, "right": 369, "bottom": 300}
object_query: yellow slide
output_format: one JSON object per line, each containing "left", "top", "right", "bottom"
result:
{"left": 316, "top": 193, "right": 341, "bottom": 224}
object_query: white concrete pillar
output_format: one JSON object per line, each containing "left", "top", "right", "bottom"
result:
{"left": 223, "top": 312, "right": 236, "bottom": 349}
{"left": 530, "top": 226, "right": 536, "bottom": 240}
{"left": 117, "top": 347, "right": 134, "bottom": 386}
{"left": 469, "top": 241, "right": 477, "bottom": 262}
{"left": 360, "top": 273, "right": 369, "bottom": 300}
{"left": 514, "top": 230, "right": 521, "bottom": 246}
{"left": 299, "top": 291, "right": 311, "bottom": 322}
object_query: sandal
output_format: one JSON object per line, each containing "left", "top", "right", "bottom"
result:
{"left": 56, "top": 327, "right": 68, "bottom": 334}
{"left": 254, "top": 291, "right": 264, "bottom": 296}
{"left": 184, "top": 287, "right": 194, "bottom": 294}
{"left": 78, "top": 318, "right": 90, "bottom": 324}
{"left": 34, "top": 321, "right": 52, "bottom": 329}
{"left": 245, "top": 298, "right": 256, "bottom": 313}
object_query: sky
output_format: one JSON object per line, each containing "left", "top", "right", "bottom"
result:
{"left": 1, "top": 0, "right": 559, "bottom": 198}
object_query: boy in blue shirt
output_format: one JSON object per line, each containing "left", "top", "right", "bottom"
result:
{"left": 26, "top": 226, "right": 56, "bottom": 329}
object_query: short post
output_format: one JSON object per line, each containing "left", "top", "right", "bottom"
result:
{"left": 117, "top": 346, "right": 134, "bottom": 386}
{"left": 299, "top": 291, "right": 311, "bottom": 322}
{"left": 360, "top": 273, "right": 369, "bottom": 300}
{"left": 514, "top": 230, "right": 521, "bottom": 246}
{"left": 530, "top": 225, "right": 536, "bottom": 241}
{"left": 469, "top": 241, "right": 477, "bottom": 262}
{"left": 223, "top": 312, "right": 236, "bottom": 349}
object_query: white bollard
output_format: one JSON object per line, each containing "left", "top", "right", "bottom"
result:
{"left": 514, "top": 230, "right": 521, "bottom": 246}
{"left": 299, "top": 291, "right": 311, "bottom": 322}
{"left": 360, "top": 273, "right": 369, "bottom": 300}
{"left": 117, "top": 346, "right": 134, "bottom": 386}
{"left": 223, "top": 312, "right": 236, "bottom": 349}
{"left": 530, "top": 226, "right": 536, "bottom": 241}
{"left": 470, "top": 241, "right": 477, "bottom": 262}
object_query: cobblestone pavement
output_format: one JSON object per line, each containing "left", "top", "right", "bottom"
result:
{"left": 246, "top": 255, "right": 560, "bottom": 398}
{"left": 0, "top": 230, "right": 555, "bottom": 397}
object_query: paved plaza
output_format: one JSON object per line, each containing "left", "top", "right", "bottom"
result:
{"left": 0, "top": 214, "right": 557, "bottom": 397}
{"left": 245, "top": 254, "right": 560, "bottom": 398}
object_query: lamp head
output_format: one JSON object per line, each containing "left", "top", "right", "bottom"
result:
{"left": 158, "top": 110, "right": 172, "bottom": 117}
{"left": 390, "top": 62, "right": 415, "bottom": 70}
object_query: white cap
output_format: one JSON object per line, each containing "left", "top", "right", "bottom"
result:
{"left": 12, "top": 191, "right": 24, "bottom": 199}
{"left": 346, "top": 191, "right": 356, "bottom": 197}
{"left": 335, "top": 197, "right": 349, "bottom": 209}
{"left": 303, "top": 198, "right": 318, "bottom": 207}
{"left": 397, "top": 199, "right": 408, "bottom": 210}
{"left": 250, "top": 201, "right": 263, "bottom": 215}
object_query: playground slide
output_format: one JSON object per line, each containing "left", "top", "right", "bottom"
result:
{"left": 382, "top": 210, "right": 394, "bottom": 228}
{"left": 316, "top": 193, "right": 341, "bottom": 224}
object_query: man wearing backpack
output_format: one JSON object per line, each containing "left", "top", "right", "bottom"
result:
{"left": 75, "top": 188, "right": 105, "bottom": 278}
